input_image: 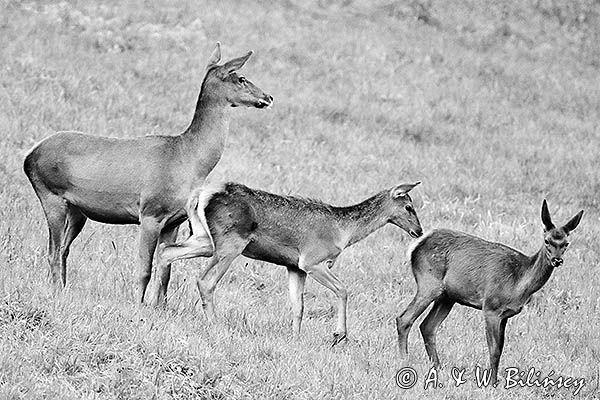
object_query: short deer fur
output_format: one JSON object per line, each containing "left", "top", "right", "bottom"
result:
{"left": 23, "top": 43, "right": 272, "bottom": 303}
{"left": 397, "top": 200, "right": 583, "bottom": 384}
{"left": 158, "top": 181, "right": 423, "bottom": 345}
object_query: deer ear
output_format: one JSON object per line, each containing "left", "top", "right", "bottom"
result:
{"left": 206, "top": 42, "right": 222, "bottom": 69}
{"left": 541, "top": 199, "right": 555, "bottom": 231}
{"left": 391, "top": 181, "right": 421, "bottom": 199}
{"left": 217, "top": 50, "right": 253, "bottom": 77}
{"left": 562, "top": 210, "right": 583, "bottom": 234}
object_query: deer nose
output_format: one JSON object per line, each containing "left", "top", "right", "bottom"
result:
{"left": 409, "top": 227, "right": 423, "bottom": 238}
{"left": 551, "top": 257, "right": 563, "bottom": 267}
{"left": 256, "top": 95, "right": 273, "bottom": 108}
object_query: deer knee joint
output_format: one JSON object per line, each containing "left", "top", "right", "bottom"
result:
{"left": 197, "top": 279, "right": 212, "bottom": 296}
{"left": 396, "top": 316, "right": 411, "bottom": 333}
{"left": 138, "top": 271, "right": 152, "bottom": 286}
{"left": 291, "top": 305, "right": 303, "bottom": 318}
{"left": 419, "top": 322, "right": 434, "bottom": 339}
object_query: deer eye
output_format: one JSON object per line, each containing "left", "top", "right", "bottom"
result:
{"left": 238, "top": 76, "right": 246, "bottom": 84}
{"left": 544, "top": 239, "right": 550, "bottom": 245}
{"left": 405, "top": 204, "right": 414, "bottom": 213}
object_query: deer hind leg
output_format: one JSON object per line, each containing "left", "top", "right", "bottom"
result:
{"left": 183, "top": 186, "right": 216, "bottom": 257}
{"left": 58, "top": 204, "right": 87, "bottom": 286}
{"left": 41, "top": 196, "right": 67, "bottom": 292}
{"left": 396, "top": 278, "right": 443, "bottom": 360}
{"left": 287, "top": 267, "right": 307, "bottom": 338}
{"left": 28, "top": 169, "right": 86, "bottom": 292}
{"left": 420, "top": 299, "right": 454, "bottom": 367}
{"left": 196, "top": 235, "right": 247, "bottom": 322}
{"left": 158, "top": 232, "right": 213, "bottom": 265}
{"left": 484, "top": 310, "right": 508, "bottom": 385}
{"left": 154, "top": 221, "right": 217, "bottom": 306}
{"left": 152, "top": 225, "right": 180, "bottom": 307}
{"left": 157, "top": 184, "right": 223, "bottom": 266}
{"left": 34, "top": 189, "right": 72, "bottom": 292}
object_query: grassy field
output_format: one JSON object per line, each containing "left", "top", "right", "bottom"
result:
{"left": 1, "top": 0, "right": 599, "bottom": 398}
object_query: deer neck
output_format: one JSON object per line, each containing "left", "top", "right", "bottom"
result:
{"left": 518, "top": 248, "right": 555, "bottom": 299}
{"left": 180, "top": 89, "right": 231, "bottom": 185}
{"left": 336, "top": 192, "right": 389, "bottom": 248}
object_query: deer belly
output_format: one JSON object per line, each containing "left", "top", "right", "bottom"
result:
{"left": 65, "top": 189, "right": 140, "bottom": 224}
{"left": 444, "top": 276, "right": 484, "bottom": 309}
{"left": 242, "top": 239, "right": 299, "bottom": 268}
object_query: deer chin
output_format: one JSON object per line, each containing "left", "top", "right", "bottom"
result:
{"left": 231, "top": 99, "right": 271, "bottom": 108}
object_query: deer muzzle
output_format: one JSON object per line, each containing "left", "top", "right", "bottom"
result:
{"left": 256, "top": 94, "right": 273, "bottom": 108}
{"left": 409, "top": 228, "right": 423, "bottom": 238}
{"left": 551, "top": 257, "right": 563, "bottom": 267}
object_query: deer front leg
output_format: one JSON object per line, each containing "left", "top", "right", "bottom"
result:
{"left": 302, "top": 259, "right": 348, "bottom": 346}
{"left": 484, "top": 310, "right": 508, "bottom": 385}
{"left": 137, "top": 216, "right": 163, "bottom": 304}
{"left": 287, "top": 267, "right": 307, "bottom": 338}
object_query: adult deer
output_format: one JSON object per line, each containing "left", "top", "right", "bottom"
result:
{"left": 157, "top": 181, "right": 423, "bottom": 345}
{"left": 396, "top": 200, "right": 583, "bottom": 384}
{"left": 23, "top": 43, "right": 273, "bottom": 303}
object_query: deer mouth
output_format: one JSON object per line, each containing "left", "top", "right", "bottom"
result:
{"left": 551, "top": 257, "right": 563, "bottom": 267}
{"left": 255, "top": 98, "right": 272, "bottom": 108}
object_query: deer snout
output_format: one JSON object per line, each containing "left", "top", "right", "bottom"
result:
{"left": 551, "top": 257, "right": 563, "bottom": 267}
{"left": 257, "top": 94, "right": 273, "bottom": 108}
{"left": 409, "top": 227, "right": 423, "bottom": 238}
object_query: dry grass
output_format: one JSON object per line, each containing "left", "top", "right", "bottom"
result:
{"left": 1, "top": 0, "right": 599, "bottom": 398}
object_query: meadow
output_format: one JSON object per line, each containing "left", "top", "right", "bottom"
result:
{"left": 1, "top": 0, "right": 599, "bottom": 398}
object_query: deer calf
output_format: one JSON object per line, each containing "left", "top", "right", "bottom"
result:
{"left": 396, "top": 200, "right": 583, "bottom": 384}
{"left": 157, "top": 181, "right": 423, "bottom": 345}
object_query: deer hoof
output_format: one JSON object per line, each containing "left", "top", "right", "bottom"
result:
{"left": 331, "top": 332, "right": 348, "bottom": 347}
{"left": 152, "top": 292, "right": 167, "bottom": 309}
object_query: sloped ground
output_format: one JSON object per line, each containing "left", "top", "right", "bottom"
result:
{"left": 0, "top": 0, "right": 599, "bottom": 398}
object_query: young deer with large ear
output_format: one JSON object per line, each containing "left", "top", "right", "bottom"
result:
{"left": 396, "top": 200, "right": 583, "bottom": 384}
{"left": 157, "top": 181, "right": 423, "bottom": 345}
{"left": 23, "top": 43, "right": 273, "bottom": 303}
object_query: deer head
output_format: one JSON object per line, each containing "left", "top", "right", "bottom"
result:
{"left": 541, "top": 199, "right": 584, "bottom": 268}
{"left": 203, "top": 42, "right": 273, "bottom": 109}
{"left": 388, "top": 182, "right": 423, "bottom": 238}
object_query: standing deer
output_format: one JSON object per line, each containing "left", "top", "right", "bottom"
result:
{"left": 396, "top": 200, "right": 583, "bottom": 384}
{"left": 157, "top": 181, "right": 423, "bottom": 345}
{"left": 23, "top": 43, "right": 273, "bottom": 303}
